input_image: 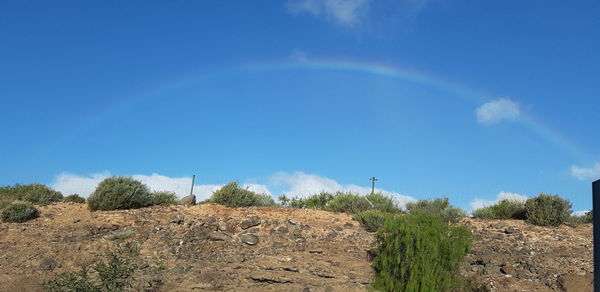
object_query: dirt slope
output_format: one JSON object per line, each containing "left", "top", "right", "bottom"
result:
{"left": 0, "top": 203, "right": 593, "bottom": 291}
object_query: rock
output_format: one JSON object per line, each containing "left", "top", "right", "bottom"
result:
{"left": 240, "top": 233, "right": 259, "bottom": 245}
{"left": 178, "top": 195, "right": 196, "bottom": 206}
{"left": 240, "top": 216, "right": 261, "bottom": 230}
{"left": 276, "top": 226, "right": 289, "bottom": 233}
{"left": 39, "top": 258, "right": 59, "bottom": 271}
{"left": 504, "top": 227, "right": 519, "bottom": 234}
{"left": 557, "top": 273, "right": 593, "bottom": 292}
{"left": 208, "top": 232, "right": 231, "bottom": 241}
{"left": 218, "top": 221, "right": 228, "bottom": 231}
{"left": 500, "top": 265, "right": 514, "bottom": 275}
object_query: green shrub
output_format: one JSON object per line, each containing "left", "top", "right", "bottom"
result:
{"left": 279, "top": 192, "right": 335, "bottom": 209}
{"left": 566, "top": 211, "right": 592, "bottom": 226}
{"left": 107, "top": 230, "right": 135, "bottom": 241}
{"left": 326, "top": 193, "right": 372, "bottom": 214}
{"left": 353, "top": 210, "right": 396, "bottom": 232}
{"left": 64, "top": 194, "right": 86, "bottom": 203}
{"left": 525, "top": 193, "right": 572, "bottom": 226}
{"left": 150, "top": 191, "right": 177, "bottom": 206}
{"left": 44, "top": 242, "right": 140, "bottom": 292}
{"left": 371, "top": 212, "right": 472, "bottom": 291}
{"left": 472, "top": 200, "right": 526, "bottom": 220}
{"left": 1, "top": 202, "right": 40, "bottom": 223}
{"left": 0, "top": 199, "right": 12, "bottom": 209}
{"left": 87, "top": 177, "right": 154, "bottom": 211}
{"left": 405, "top": 198, "right": 466, "bottom": 223}
{"left": 0, "top": 183, "right": 63, "bottom": 205}
{"left": 206, "top": 182, "right": 278, "bottom": 208}
{"left": 365, "top": 193, "right": 403, "bottom": 213}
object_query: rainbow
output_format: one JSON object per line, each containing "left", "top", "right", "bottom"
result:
{"left": 69, "top": 58, "right": 593, "bottom": 163}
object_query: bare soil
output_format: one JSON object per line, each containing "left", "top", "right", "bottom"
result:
{"left": 0, "top": 203, "right": 593, "bottom": 291}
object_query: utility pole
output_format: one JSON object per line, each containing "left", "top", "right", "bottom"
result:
{"left": 190, "top": 175, "right": 196, "bottom": 196}
{"left": 370, "top": 177, "right": 378, "bottom": 195}
{"left": 593, "top": 179, "right": 599, "bottom": 291}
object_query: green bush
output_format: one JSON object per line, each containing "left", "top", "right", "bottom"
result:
{"left": 206, "top": 182, "right": 278, "bottom": 208}
{"left": 326, "top": 193, "right": 372, "bottom": 214}
{"left": 150, "top": 191, "right": 177, "bottom": 206}
{"left": 64, "top": 194, "right": 86, "bottom": 204}
{"left": 279, "top": 192, "right": 335, "bottom": 209}
{"left": 1, "top": 202, "right": 40, "bottom": 223}
{"left": 353, "top": 210, "right": 396, "bottom": 232}
{"left": 44, "top": 242, "right": 140, "bottom": 292}
{"left": 0, "top": 183, "right": 63, "bottom": 205}
{"left": 371, "top": 212, "right": 472, "bottom": 291}
{"left": 525, "top": 193, "right": 572, "bottom": 226}
{"left": 0, "top": 199, "right": 12, "bottom": 209}
{"left": 566, "top": 211, "right": 593, "bottom": 226}
{"left": 87, "top": 177, "right": 154, "bottom": 211}
{"left": 405, "top": 198, "right": 466, "bottom": 223}
{"left": 365, "top": 193, "right": 403, "bottom": 213}
{"left": 472, "top": 200, "right": 526, "bottom": 220}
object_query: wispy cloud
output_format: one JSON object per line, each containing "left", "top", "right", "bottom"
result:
{"left": 285, "top": 0, "right": 431, "bottom": 30}
{"left": 286, "top": 0, "right": 371, "bottom": 27}
{"left": 475, "top": 98, "right": 520, "bottom": 125}
{"left": 290, "top": 49, "right": 309, "bottom": 63}
{"left": 469, "top": 191, "right": 529, "bottom": 211}
{"left": 571, "top": 163, "right": 600, "bottom": 181}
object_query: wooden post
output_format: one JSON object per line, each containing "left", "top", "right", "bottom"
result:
{"left": 190, "top": 175, "right": 196, "bottom": 196}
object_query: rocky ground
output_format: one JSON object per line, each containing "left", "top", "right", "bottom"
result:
{"left": 0, "top": 203, "right": 593, "bottom": 291}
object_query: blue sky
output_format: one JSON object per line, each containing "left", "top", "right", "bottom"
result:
{"left": 1, "top": 0, "right": 599, "bottom": 212}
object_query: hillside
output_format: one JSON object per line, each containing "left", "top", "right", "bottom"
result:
{"left": 0, "top": 203, "right": 593, "bottom": 291}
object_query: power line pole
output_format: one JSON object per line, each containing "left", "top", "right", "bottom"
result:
{"left": 370, "top": 177, "right": 378, "bottom": 195}
{"left": 190, "top": 175, "right": 196, "bottom": 196}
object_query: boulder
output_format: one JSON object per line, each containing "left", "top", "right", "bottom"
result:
{"left": 178, "top": 195, "right": 196, "bottom": 206}
{"left": 240, "top": 233, "right": 259, "bottom": 245}
{"left": 240, "top": 216, "right": 261, "bottom": 230}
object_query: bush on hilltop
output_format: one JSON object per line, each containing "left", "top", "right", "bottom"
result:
{"left": 206, "top": 182, "right": 277, "bottom": 208}
{"left": 87, "top": 177, "right": 154, "bottom": 211}
{"left": 525, "top": 193, "right": 572, "bottom": 226}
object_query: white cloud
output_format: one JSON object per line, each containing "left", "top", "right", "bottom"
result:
{"left": 287, "top": 0, "right": 370, "bottom": 27}
{"left": 51, "top": 172, "right": 271, "bottom": 202}
{"left": 475, "top": 98, "right": 520, "bottom": 125}
{"left": 572, "top": 210, "right": 591, "bottom": 217}
{"left": 469, "top": 191, "right": 529, "bottom": 210}
{"left": 270, "top": 171, "right": 416, "bottom": 209}
{"left": 571, "top": 163, "right": 600, "bottom": 181}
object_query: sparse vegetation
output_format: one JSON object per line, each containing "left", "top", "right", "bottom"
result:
{"left": 326, "top": 193, "right": 372, "bottom": 214}
{"left": 150, "top": 191, "right": 177, "bottom": 206}
{"left": 0, "top": 199, "right": 12, "bottom": 209}
{"left": 525, "top": 193, "right": 572, "bottom": 227}
{"left": 352, "top": 209, "right": 396, "bottom": 232}
{"left": 405, "top": 197, "right": 466, "bottom": 223}
{"left": 205, "top": 182, "right": 277, "bottom": 208}
{"left": 370, "top": 212, "right": 472, "bottom": 291}
{"left": 472, "top": 200, "right": 526, "bottom": 220}
{"left": 64, "top": 194, "right": 86, "bottom": 203}
{"left": 87, "top": 177, "right": 154, "bottom": 211}
{"left": 44, "top": 242, "right": 141, "bottom": 292}
{"left": 365, "top": 192, "right": 403, "bottom": 213}
{"left": 107, "top": 230, "right": 135, "bottom": 241}
{"left": 1, "top": 202, "right": 40, "bottom": 223}
{"left": 0, "top": 183, "right": 63, "bottom": 205}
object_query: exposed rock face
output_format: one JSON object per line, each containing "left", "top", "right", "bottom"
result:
{"left": 178, "top": 195, "right": 196, "bottom": 206}
{"left": 462, "top": 218, "right": 593, "bottom": 291}
{"left": 557, "top": 273, "right": 593, "bottom": 292}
